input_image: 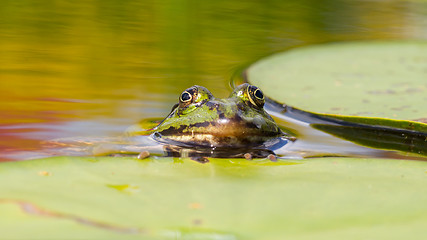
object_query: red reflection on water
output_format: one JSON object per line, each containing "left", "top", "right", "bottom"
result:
{"left": 0, "top": 120, "right": 67, "bottom": 162}
{"left": 0, "top": 125, "right": 43, "bottom": 162}
{"left": 0, "top": 97, "right": 83, "bottom": 162}
{"left": 0, "top": 98, "right": 133, "bottom": 162}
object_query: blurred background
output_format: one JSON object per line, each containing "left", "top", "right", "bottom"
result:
{"left": 1, "top": 0, "right": 426, "bottom": 161}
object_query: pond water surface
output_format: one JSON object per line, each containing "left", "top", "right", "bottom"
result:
{"left": 1, "top": 0, "right": 427, "bottom": 161}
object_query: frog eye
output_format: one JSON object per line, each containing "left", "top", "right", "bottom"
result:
{"left": 254, "top": 88, "right": 264, "bottom": 100}
{"left": 177, "top": 85, "right": 212, "bottom": 116}
{"left": 178, "top": 86, "right": 198, "bottom": 111}
{"left": 247, "top": 85, "right": 265, "bottom": 108}
{"left": 180, "top": 91, "right": 192, "bottom": 103}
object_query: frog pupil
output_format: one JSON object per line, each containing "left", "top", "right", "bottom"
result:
{"left": 254, "top": 89, "right": 263, "bottom": 99}
{"left": 181, "top": 92, "right": 191, "bottom": 102}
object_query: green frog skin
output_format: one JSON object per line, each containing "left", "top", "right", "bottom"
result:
{"left": 151, "top": 83, "right": 285, "bottom": 149}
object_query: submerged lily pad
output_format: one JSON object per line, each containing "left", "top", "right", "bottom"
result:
{"left": 246, "top": 41, "right": 427, "bottom": 120}
{"left": 1, "top": 156, "right": 427, "bottom": 239}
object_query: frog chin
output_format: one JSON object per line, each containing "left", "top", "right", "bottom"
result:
{"left": 152, "top": 129, "right": 280, "bottom": 149}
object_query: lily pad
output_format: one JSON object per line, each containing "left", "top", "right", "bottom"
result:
{"left": 245, "top": 41, "right": 427, "bottom": 157}
{"left": 246, "top": 41, "right": 427, "bottom": 120}
{"left": 1, "top": 156, "right": 427, "bottom": 239}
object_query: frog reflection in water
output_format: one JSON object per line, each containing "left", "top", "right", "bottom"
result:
{"left": 138, "top": 83, "right": 289, "bottom": 159}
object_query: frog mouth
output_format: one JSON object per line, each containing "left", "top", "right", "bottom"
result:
{"left": 151, "top": 130, "right": 287, "bottom": 149}
{"left": 151, "top": 120, "right": 284, "bottom": 148}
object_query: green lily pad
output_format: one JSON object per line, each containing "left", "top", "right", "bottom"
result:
{"left": 245, "top": 41, "right": 427, "bottom": 157}
{"left": 246, "top": 41, "right": 427, "bottom": 120}
{"left": 1, "top": 156, "right": 427, "bottom": 239}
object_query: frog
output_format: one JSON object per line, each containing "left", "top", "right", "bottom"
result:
{"left": 142, "top": 83, "right": 289, "bottom": 159}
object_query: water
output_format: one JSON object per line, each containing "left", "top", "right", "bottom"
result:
{"left": 1, "top": 0, "right": 427, "bottom": 161}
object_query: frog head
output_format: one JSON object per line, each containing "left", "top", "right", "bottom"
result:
{"left": 152, "top": 83, "right": 283, "bottom": 148}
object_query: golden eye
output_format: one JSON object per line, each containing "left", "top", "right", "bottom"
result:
{"left": 254, "top": 88, "right": 264, "bottom": 100}
{"left": 178, "top": 86, "right": 199, "bottom": 112}
{"left": 247, "top": 85, "right": 265, "bottom": 108}
{"left": 180, "top": 91, "right": 192, "bottom": 103}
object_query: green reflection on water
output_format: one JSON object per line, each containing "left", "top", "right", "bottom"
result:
{"left": 0, "top": 0, "right": 426, "bottom": 160}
